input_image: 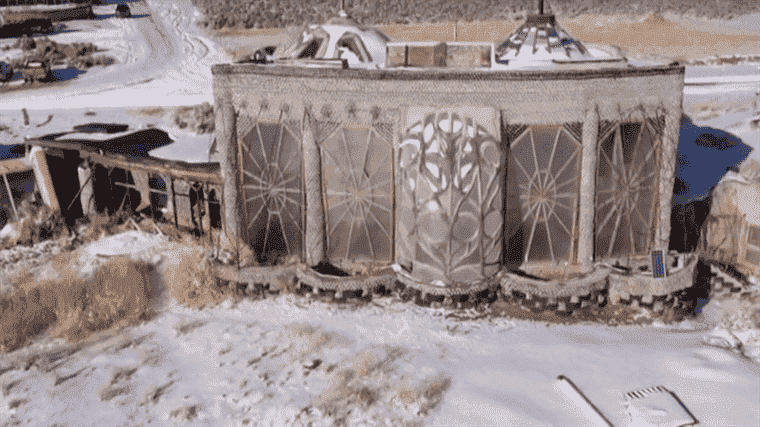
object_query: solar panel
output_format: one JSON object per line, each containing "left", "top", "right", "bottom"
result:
{"left": 652, "top": 250, "right": 667, "bottom": 278}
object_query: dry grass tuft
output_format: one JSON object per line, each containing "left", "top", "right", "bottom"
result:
{"left": 171, "top": 103, "right": 214, "bottom": 135}
{"left": 395, "top": 375, "right": 417, "bottom": 405}
{"left": 391, "top": 372, "right": 451, "bottom": 415}
{"left": 1, "top": 197, "right": 69, "bottom": 250}
{"left": 282, "top": 324, "right": 349, "bottom": 363}
{"left": 0, "top": 256, "right": 155, "bottom": 353}
{"left": 312, "top": 344, "right": 411, "bottom": 421}
{"left": 79, "top": 212, "right": 121, "bottom": 244}
{"left": 165, "top": 247, "right": 231, "bottom": 309}
{"left": 718, "top": 296, "right": 760, "bottom": 330}
{"left": 417, "top": 374, "right": 451, "bottom": 415}
{"left": 139, "top": 107, "right": 166, "bottom": 116}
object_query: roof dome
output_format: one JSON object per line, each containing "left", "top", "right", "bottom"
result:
{"left": 495, "top": 14, "right": 595, "bottom": 64}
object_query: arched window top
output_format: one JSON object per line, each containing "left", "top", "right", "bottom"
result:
{"left": 334, "top": 32, "right": 372, "bottom": 63}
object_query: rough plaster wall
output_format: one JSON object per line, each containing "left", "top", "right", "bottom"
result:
{"left": 213, "top": 66, "right": 683, "bottom": 126}
{"left": 212, "top": 66, "right": 684, "bottom": 269}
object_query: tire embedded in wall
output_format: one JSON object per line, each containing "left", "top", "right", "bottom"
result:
{"left": 211, "top": 253, "right": 712, "bottom": 320}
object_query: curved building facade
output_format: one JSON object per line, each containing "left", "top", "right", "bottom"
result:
{"left": 211, "top": 12, "right": 685, "bottom": 296}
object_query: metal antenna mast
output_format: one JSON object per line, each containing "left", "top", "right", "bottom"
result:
{"left": 339, "top": 0, "right": 347, "bottom": 17}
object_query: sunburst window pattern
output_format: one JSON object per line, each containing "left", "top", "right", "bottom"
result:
{"left": 322, "top": 127, "right": 393, "bottom": 264}
{"left": 506, "top": 126, "right": 581, "bottom": 264}
{"left": 241, "top": 122, "right": 303, "bottom": 264}
{"left": 399, "top": 112, "right": 503, "bottom": 283}
{"left": 595, "top": 121, "right": 659, "bottom": 258}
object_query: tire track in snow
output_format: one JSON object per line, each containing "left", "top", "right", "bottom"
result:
{"left": 0, "top": 0, "right": 230, "bottom": 107}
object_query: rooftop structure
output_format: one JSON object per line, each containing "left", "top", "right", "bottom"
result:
{"left": 210, "top": 1, "right": 689, "bottom": 305}
{"left": 255, "top": 0, "right": 671, "bottom": 72}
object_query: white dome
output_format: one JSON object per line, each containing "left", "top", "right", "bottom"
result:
{"left": 495, "top": 14, "right": 625, "bottom": 69}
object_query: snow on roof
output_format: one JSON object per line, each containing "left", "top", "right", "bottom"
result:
{"left": 495, "top": 13, "right": 627, "bottom": 69}
{"left": 496, "top": 14, "right": 591, "bottom": 61}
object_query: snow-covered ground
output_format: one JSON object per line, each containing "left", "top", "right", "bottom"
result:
{"left": 0, "top": 0, "right": 231, "bottom": 109}
{"left": 0, "top": 230, "right": 758, "bottom": 426}
{"left": 0, "top": 2, "right": 758, "bottom": 425}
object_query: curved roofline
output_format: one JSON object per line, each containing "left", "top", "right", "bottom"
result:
{"left": 213, "top": 62, "right": 684, "bottom": 80}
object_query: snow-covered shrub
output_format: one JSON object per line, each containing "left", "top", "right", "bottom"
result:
{"left": 172, "top": 102, "right": 215, "bottom": 135}
{"left": 165, "top": 246, "right": 232, "bottom": 309}
{"left": 719, "top": 296, "right": 760, "bottom": 330}
{"left": 12, "top": 34, "right": 36, "bottom": 51}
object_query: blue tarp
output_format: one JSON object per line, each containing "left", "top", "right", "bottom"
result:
{"left": 0, "top": 144, "right": 25, "bottom": 161}
{"left": 673, "top": 116, "right": 752, "bottom": 205}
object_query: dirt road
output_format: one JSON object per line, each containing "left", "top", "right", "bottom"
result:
{"left": 0, "top": 0, "right": 231, "bottom": 108}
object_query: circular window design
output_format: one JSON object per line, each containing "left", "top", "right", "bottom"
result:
{"left": 506, "top": 125, "right": 581, "bottom": 265}
{"left": 596, "top": 121, "right": 659, "bottom": 258}
{"left": 322, "top": 127, "right": 393, "bottom": 265}
{"left": 241, "top": 122, "right": 303, "bottom": 264}
{"left": 399, "top": 111, "right": 503, "bottom": 283}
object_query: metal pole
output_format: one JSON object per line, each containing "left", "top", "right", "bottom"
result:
{"left": 2, "top": 173, "right": 18, "bottom": 222}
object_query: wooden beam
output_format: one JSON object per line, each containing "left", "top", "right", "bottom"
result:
{"left": 77, "top": 164, "right": 96, "bottom": 216}
{"left": 0, "top": 158, "right": 32, "bottom": 175}
{"left": 29, "top": 146, "right": 59, "bottom": 212}
{"left": 79, "top": 151, "right": 222, "bottom": 185}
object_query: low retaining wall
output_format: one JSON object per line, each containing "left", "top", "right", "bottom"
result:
{"left": 607, "top": 255, "right": 699, "bottom": 304}
{"left": 214, "top": 259, "right": 699, "bottom": 307}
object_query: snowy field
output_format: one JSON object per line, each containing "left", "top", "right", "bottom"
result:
{"left": 0, "top": 1, "right": 758, "bottom": 425}
{"left": 0, "top": 232, "right": 757, "bottom": 427}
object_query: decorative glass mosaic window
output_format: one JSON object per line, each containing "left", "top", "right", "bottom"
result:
{"left": 505, "top": 125, "right": 581, "bottom": 264}
{"left": 595, "top": 120, "right": 659, "bottom": 258}
{"left": 321, "top": 126, "right": 393, "bottom": 265}
{"left": 399, "top": 111, "right": 503, "bottom": 283}
{"left": 241, "top": 122, "right": 303, "bottom": 264}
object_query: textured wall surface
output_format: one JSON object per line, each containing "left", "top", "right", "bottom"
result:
{"left": 213, "top": 64, "right": 683, "bottom": 126}
{"left": 213, "top": 64, "right": 684, "bottom": 281}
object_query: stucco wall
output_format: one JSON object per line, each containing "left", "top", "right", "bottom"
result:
{"left": 213, "top": 64, "right": 684, "bottom": 126}
{"left": 212, "top": 64, "right": 684, "bottom": 279}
